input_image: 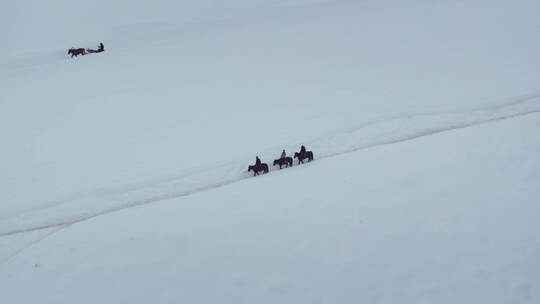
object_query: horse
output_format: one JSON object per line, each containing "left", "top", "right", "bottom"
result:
{"left": 273, "top": 157, "right": 293, "bottom": 169}
{"left": 248, "top": 163, "right": 269, "bottom": 176}
{"left": 68, "top": 48, "right": 86, "bottom": 58}
{"left": 294, "top": 151, "right": 314, "bottom": 164}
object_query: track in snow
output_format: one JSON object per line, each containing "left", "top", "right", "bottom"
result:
{"left": 2, "top": 94, "right": 540, "bottom": 237}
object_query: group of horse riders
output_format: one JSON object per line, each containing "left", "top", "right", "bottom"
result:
{"left": 249, "top": 145, "right": 314, "bottom": 176}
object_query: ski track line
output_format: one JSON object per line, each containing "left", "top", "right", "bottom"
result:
{"left": 0, "top": 226, "right": 65, "bottom": 268}
{"left": 0, "top": 158, "right": 238, "bottom": 221}
{"left": 6, "top": 90, "right": 540, "bottom": 221}
{"left": 1, "top": 95, "right": 540, "bottom": 238}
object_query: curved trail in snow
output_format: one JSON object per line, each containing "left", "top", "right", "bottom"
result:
{"left": 2, "top": 94, "right": 540, "bottom": 237}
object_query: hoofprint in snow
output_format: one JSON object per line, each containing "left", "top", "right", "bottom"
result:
{"left": 1, "top": 94, "right": 539, "bottom": 237}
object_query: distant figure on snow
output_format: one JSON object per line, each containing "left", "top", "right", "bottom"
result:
{"left": 300, "top": 145, "right": 306, "bottom": 156}
{"left": 255, "top": 156, "right": 261, "bottom": 167}
{"left": 294, "top": 145, "right": 313, "bottom": 164}
{"left": 87, "top": 42, "right": 105, "bottom": 54}
{"left": 273, "top": 149, "right": 292, "bottom": 169}
{"left": 68, "top": 47, "right": 86, "bottom": 57}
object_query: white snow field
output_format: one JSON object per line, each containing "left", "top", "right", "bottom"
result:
{"left": 1, "top": 0, "right": 540, "bottom": 303}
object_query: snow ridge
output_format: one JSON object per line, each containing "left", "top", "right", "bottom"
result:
{"left": 2, "top": 94, "right": 539, "bottom": 237}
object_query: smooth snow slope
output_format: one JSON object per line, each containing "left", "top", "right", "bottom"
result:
{"left": 1, "top": 0, "right": 540, "bottom": 302}
{"left": 2, "top": 0, "right": 539, "bottom": 219}
{"left": 1, "top": 94, "right": 540, "bottom": 237}
{"left": 1, "top": 111, "right": 539, "bottom": 304}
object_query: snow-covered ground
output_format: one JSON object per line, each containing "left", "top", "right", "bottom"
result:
{"left": 2, "top": 109, "right": 540, "bottom": 303}
{"left": 1, "top": 0, "right": 539, "bottom": 303}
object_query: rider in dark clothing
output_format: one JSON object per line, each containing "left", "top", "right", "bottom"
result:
{"left": 255, "top": 156, "right": 261, "bottom": 167}
{"left": 300, "top": 145, "right": 306, "bottom": 156}
{"left": 87, "top": 43, "right": 105, "bottom": 54}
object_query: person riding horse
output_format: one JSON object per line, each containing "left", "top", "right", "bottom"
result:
{"left": 273, "top": 150, "right": 293, "bottom": 169}
{"left": 300, "top": 145, "right": 306, "bottom": 158}
{"left": 249, "top": 157, "right": 268, "bottom": 176}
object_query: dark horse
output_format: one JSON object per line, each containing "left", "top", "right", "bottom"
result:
{"left": 273, "top": 157, "right": 293, "bottom": 169}
{"left": 248, "top": 163, "right": 269, "bottom": 176}
{"left": 68, "top": 48, "right": 86, "bottom": 58}
{"left": 294, "top": 151, "right": 314, "bottom": 164}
